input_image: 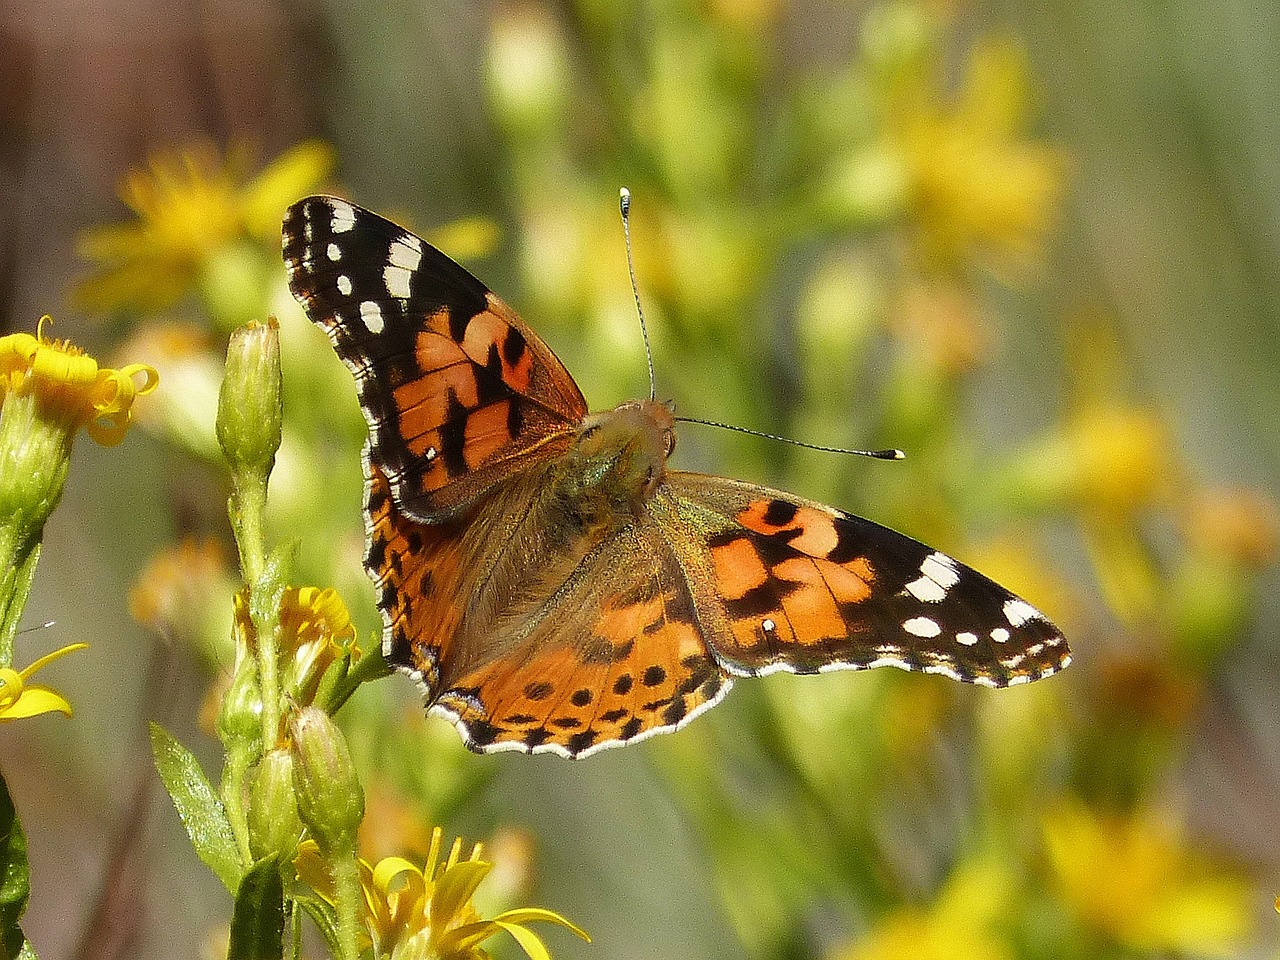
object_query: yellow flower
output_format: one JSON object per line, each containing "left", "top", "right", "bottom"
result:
{"left": 281, "top": 587, "right": 358, "bottom": 704}
{"left": 0, "top": 642, "right": 88, "bottom": 721}
{"left": 296, "top": 827, "right": 589, "bottom": 960}
{"left": 1043, "top": 798, "right": 1254, "bottom": 957}
{"left": 833, "top": 857, "right": 1016, "bottom": 960}
{"left": 887, "top": 37, "right": 1066, "bottom": 272}
{"left": 0, "top": 317, "right": 158, "bottom": 447}
{"left": 77, "top": 140, "right": 334, "bottom": 313}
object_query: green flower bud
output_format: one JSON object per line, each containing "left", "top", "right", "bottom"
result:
{"left": 216, "top": 319, "right": 282, "bottom": 485}
{"left": 289, "top": 706, "right": 364, "bottom": 853}
{"left": 247, "top": 748, "right": 303, "bottom": 861}
{"left": 216, "top": 660, "right": 264, "bottom": 757}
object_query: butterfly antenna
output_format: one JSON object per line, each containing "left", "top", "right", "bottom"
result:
{"left": 675, "top": 416, "right": 905, "bottom": 460}
{"left": 16, "top": 620, "right": 56, "bottom": 634}
{"left": 619, "top": 187, "right": 657, "bottom": 402}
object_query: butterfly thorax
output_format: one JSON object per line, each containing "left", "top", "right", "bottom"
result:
{"left": 551, "top": 399, "right": 675, "bottom": 527}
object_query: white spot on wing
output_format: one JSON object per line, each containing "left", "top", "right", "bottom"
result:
{"left": 389, "top": 236, "right": 423, "bottom": 270}
{"left": 424, "top": 446, "right": 438, "bottom": 462}
{"left": 921, "top": 552, "right": 960, "bottom": 587}
{"left": 1003, "top": 599, "right": 1041, "bottom": 627}
{"left": 329, "top": 200, "right": 356, "bottom": 233}
{"left": 327, "top": 242, "right": 341, "bottom": 262}
{"left": 337, "top": 274, "right": 353, "bottom": 296}
{"left": 991, "top": 627, "right": 1010, "bottom": 644}
{"left": 360, "top": 301, "right": 385, "bottom": 333}
{"left": 761, "top": 618, "right": 776, "bottom": 632}
{"left": 385, "top": 264, "right": 413, "bottom": 299}
{"left": 903, "top": 616, "right": 941, "bottom": 638}
{"left": 956, "top": 631, "right": 979, "bottom": 646}
{"left": 905, "top": 575, "right": 947, "bottom": 602}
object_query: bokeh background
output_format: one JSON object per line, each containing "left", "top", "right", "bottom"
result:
{"left": 2, "top": 0, "right": 1279, "bottom": 958}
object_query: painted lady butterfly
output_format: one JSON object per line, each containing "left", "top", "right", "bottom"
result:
{"left": 283, "top": 196, "right": 1070, "bottom": 759}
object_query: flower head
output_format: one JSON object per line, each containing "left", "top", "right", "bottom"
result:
{"left": 1043, "top": 798, "right": 1254, "bottom": 957}
{"left": 834, "top": 857, "right": 1016, "bottom": 960}
{"left": 77, "top": 141, "right": 334, "bottom": 314}
{"left": 0, "top": 318, "right": 158, "bottom": 447}
{"left": 0, "top": 319, "right": 157, "bottom": 667}
{"left": 886, "top": 37, "right": 1066, "bottom": 273}
{"left": 0, "top": 642, "right": 88, "bottom": 721}
{"left": 296, "top": 826, "right": 589, "bottom": 960}
{"left": 233, "top": 585, "right": 360, "bottom": 707}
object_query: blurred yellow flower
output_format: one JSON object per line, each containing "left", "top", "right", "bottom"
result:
{"left": 77, "top": 140, "right": 334, "bottom": 313}
{"left": 129, "top": 537, "right": 234, "bottom": 645}
{"left": 1043, "top": 798, "right": 1254, "bottom": 957}
{"left": 296, "top": 826, "right": 589, "bottom": 960}
{"left": 0, "top": 318, "right": 158, "bottom": 446}
{"left": 888, "top": 38, "right": 1066, "bottom": 272}
{"left": 0, "top": 642, "right": 88, "bottom": 721}
{"left": 1183, "top": 486, "right": 1279, "bottom": 568}
{"left": 833, "top": 857, "right": 1016, "bottom": 960}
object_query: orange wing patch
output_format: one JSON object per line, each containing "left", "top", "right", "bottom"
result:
{"left": 433, "top": 585, "right": 731, "bottom": 758}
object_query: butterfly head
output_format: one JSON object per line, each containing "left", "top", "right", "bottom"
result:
{"left": 559, "top": 399, "right": 675, "bottom": 510}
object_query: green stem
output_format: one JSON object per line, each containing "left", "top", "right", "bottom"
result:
{"left": 329, "top": 846, "right": 362, "bottom": 960}
{"left": 230, "top": 471, "right": 268, "bottom": 588}
{"left": 221, "top": 752, "right": 255, "bottom": 867}
{"left": 0, "top": 530, "right": 38, "bottom": 668}
{"left": 229, "top": 471, "right": 282, "bottom": 748}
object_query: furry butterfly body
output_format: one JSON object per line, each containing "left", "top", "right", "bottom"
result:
{"left": 284, "top": 196, "right": 1070, "bottom": 759}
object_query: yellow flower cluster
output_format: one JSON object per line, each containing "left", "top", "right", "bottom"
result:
{"left": 77, "top": 141, "right": 334, "bottom": 314}
{"left": 0, "top": 318, "right": 158, "bottom": 446}
{"left": 296, "top": 826, "right": 589, "bottom": 960}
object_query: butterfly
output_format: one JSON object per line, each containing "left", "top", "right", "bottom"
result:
{"left": 283, "top": 195, "right": 1070, "bottom": 759}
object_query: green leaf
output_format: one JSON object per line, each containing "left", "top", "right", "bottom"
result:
{"left": 0, "top": 768, "right": 31, "bottom": 960}
{"left": 149, "top": 723, "right": 243, "bottom": 891}
{"left": 295, "top": 894, "right": 343, "bottom": 960}
{"left": 228, "top": 855, "right": 285, "bottom": 960}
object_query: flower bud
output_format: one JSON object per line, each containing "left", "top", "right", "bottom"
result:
{"left": 216, "top": 660, "right": 264, "bottom": 756}
{"left": 216, "top": 319, "right": 282, "bottom": 484}
{"left": 290, "top": 706, "right": 364, "bottom": 853}
{"left": 248, "top": 748, "right": 304, "bottom": 861}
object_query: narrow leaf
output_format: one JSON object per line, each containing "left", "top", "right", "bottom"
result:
{"left": 228, "top": 855, "right": 285, "bottom": 960}
{"left": 149, "top": 723, "right": 242, "bottom": 891}
{"left": 0, "top": 768, "right": 31, "bottom": 960}
{"left": 295, "top": 895, "right": 343, "bottom": 960}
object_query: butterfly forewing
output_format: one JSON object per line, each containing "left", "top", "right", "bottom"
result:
{"left": 657, "top": 474, "right": 1070, "bottom": 686}
{"left": 283, "top": 196, "right": 587, "bottom": 521}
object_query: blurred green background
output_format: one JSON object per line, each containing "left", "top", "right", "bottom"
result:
{"left": 2, "top": 1, "right": 1279, "bottom": 958}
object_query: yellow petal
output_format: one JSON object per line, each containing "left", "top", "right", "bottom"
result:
{"left": 0, "top": 685, "right": 74, "bottom": 719}
{"left": 239, "top": 141, "right": 336, "bottom": 239}
{"left": 430, "top": 860, "right": 492, "bottom": 927}
{"left": 491, "top": 908, "right": 591, "bottom": 943}
{"left": 18, "top": 642, "right": 89, "bottom": 681}
{"left": 491, "top": 920, "right": 554, "bottom": 960}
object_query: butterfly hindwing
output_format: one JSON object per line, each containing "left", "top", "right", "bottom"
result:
{"left": 283, "top": 196, "right": 587, "bottom": 521}
{"left": 420, "top": 502, "right": 732, "bottom": 758}
{"left": 657, "top": 473, "right": 1070, "bottom": 686}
